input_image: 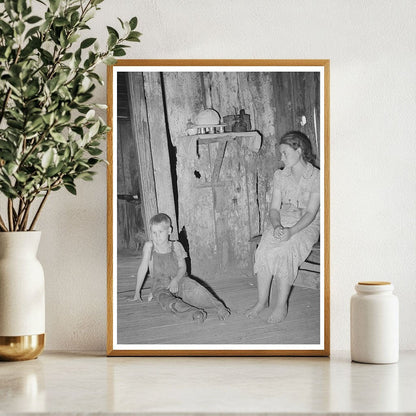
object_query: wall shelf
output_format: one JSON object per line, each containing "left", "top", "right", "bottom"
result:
{"left": 178, "top": 131, "right": 262, "bottom": 152}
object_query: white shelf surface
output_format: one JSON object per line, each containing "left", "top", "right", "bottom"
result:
{"left": 1, "top": 350, "right": 415, "bottom": 414}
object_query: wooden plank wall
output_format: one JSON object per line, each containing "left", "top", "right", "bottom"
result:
{"left": 137, "top": 71, "right": 320, "bottom": 281}
{"left": 162, "top": 71, "right": 320, "bottom": 281}
{"left": 142, "top": 73, "right": 178, "bottom": 239}
{"left": 127, "top": 72, "right": 158, "bottom": 236}
{"left": 116, "top": 118, "right": 145, "bottom": 251}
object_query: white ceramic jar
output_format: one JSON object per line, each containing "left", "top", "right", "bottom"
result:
{"left": 350, "top": 281, "right": 399, "bottom": 364}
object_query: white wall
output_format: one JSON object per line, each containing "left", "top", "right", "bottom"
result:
{"left": 37, "top": 0, "right": 416, "bottom": 351}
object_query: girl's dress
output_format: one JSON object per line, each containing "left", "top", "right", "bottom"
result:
{"left": 254, "top": 163, "right": 320, "bottom": 285}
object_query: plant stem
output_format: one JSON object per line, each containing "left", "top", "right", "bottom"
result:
{"left": 29, "top": 189, "right": 50, "bottom": 231}
{"left": 0, "top": 214, "right": 8, "bottom": 232}
{"left": 7, "top": 199, "right": 14, "bottom": 231}
{"left": 23, "top": 176, "right": 63, "bottom": 229}
{"left": 0, "top": 46, "right": 21, "bottom": 124}
{"left": 14, "top": 199, "right": 27, "bottom": 231}
{"left": 0, "top": 88, "right": 12, "bottom": 125}
{"left": 18, "top": 120, "right": 58, "bottom": 169}
{"left": 20, "top": 200, "right": 33, "bottom": 231}
{"left": 15, "top": 199, "right": 22, "bottom": 228}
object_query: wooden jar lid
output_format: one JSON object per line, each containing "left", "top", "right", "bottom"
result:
{"left": 358, "top": 281, "right": 391, "bottom": 285}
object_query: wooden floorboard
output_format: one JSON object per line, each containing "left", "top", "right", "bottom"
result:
{"left": 116, "top": 252, "right": 320, "bottom": 345}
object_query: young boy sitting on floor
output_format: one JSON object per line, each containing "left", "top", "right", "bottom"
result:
{"left": 132, "top": 213, "right": 230, "bottom": 323}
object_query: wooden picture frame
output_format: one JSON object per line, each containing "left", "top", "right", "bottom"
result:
{"left": 107, "top": 60, "right": 330, "bottom": 356}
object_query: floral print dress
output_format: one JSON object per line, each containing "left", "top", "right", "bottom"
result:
{"left": 254, "top": 163, "right": 320, "bottom": 285}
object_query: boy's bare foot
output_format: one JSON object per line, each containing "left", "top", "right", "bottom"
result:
{"left": 192, "top": 309, "right": 207, "bottom": 323}
{"left": 267, "top": 304, "right": 288, "bottom": 323}
{"left": 246, "top": 303, "right": 266, "bottom": 318}
{"left": 217, "top": 305, "right": 231, "bottom": 320}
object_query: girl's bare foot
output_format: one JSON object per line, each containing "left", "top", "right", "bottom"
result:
{"left": 246, "top": 303, "right": 266, "bottom": 318}
{"left": 267, "top": 303, "right": 288, "bottom": 323}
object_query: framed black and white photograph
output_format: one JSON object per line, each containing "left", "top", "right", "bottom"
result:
{"left": 107, "top": 60, "right": 330, "bottom": 356}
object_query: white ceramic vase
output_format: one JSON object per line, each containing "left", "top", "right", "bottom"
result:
{"left": 0, "top": 231, "right": 45, "bottom": 360}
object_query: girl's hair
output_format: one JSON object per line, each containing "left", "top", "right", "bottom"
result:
{"left": 149, "top": 213, "right": 172, "bottom": 228}
{"left": 280, "top": 131, "right": 315, "bottom": 163}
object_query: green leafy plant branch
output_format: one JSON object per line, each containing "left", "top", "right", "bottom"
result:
{"left": 0, "top": 0, "right": 140, "bottom": 231}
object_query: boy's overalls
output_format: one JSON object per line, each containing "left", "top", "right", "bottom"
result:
{"left": 151, "top": 244, "right": 229, "bottom": 322}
